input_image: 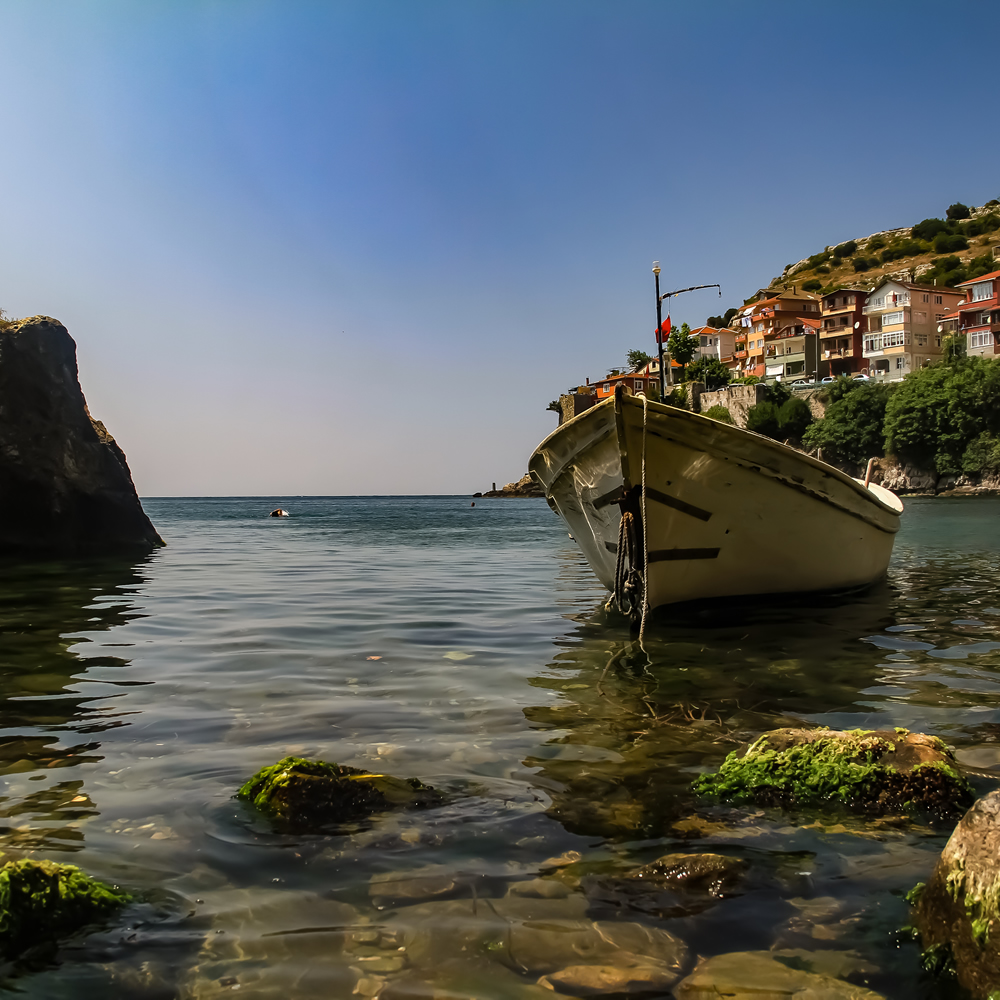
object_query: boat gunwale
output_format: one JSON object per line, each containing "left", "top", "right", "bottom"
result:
{"left": 529, "top": 394, "right": 903, "bottom": 520}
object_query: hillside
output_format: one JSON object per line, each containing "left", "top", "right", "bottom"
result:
{"left": 763, "top": 199, "right": 1000, "bottom": 301}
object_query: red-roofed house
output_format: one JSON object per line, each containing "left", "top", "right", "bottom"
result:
{"left": 956, "top": 270, "right": 1000, "bottom": 356}
{"left": 820, "top": 287, "right": 867, "bottom": 376}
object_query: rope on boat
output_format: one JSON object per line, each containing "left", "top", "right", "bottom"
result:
{"left": 609, "top": 393, "right": 651, "bottom": 638}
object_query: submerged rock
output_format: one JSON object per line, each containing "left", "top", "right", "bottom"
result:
{"left": 674, "top": 951, "right": 885, "bottom": 999}
{"left": 692, "top": 727, "right": 972, "bottom": 818}
{"left": 0, "top": 316, "right": 163, "bottom": 554}
{"left": 236, "top": 756, "right": 442, "bottom": 830}
{"left": 623, "top": 852, "right": 746, "bottom": 896}
{"left": 538, "top": 962, "right": 676, "bottom": 995}
{"left": 0, "top": 858, "right": 131, "bottom": 957}
{"left": 912, "top": 789, "right": 1000, "bottom": 998}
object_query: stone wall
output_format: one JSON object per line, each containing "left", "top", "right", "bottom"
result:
{"left": 697, "top": 383, "right": 767, "bottom": 427}
{"left": 557, "top": 392, "right": 596, "bottom": 426}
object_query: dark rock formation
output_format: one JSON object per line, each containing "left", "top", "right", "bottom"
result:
{"left": 237, "top": 756, "right": 442, "bottom": 831}
{"left": 479, "top": 473, "right": 544, "bottom": 498}
{"left": 912, "top": 790, "right": 1000, "bottom": 998}
{"left": 693, "top": 727, "right": 972, "bottom": 819}
{"left": 0, "top": 858, "right": 131, "bottom": 958}
{"left": 0, "top": 316, "right": 162, "bottom": 553}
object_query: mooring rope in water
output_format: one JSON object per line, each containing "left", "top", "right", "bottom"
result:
{"left": 638, "top": 392, "right": 650, "bottom": 647}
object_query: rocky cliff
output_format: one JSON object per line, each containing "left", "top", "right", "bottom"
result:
{"left": 0, "top": 316, "right": 163, "bottom": 553}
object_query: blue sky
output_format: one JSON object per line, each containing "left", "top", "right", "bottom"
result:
{"left": 1, "top": 1, "right": 997, "bottom": 495}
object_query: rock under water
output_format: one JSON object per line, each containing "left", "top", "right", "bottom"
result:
{"left": 0, "top": 316, "right": 162, "bottom": 553}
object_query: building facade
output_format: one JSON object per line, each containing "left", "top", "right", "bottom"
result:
{"left": 862, "top": 280, "right": 963, "bottom": 376}
{"left": 734, "top": 288, "right": 820, "bottom": 379}
{"left": 819, "top": 287, "right": 866, "bottom": 376}
{"left": 956, "top": 270, "right": 1000, "bottom": 357}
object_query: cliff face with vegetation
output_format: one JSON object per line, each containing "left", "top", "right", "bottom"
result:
{"left": 0, "top": 316, "right": 163, "bottom": 553}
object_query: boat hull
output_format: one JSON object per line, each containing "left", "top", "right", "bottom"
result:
{"left": 528, "top": 392, "right": 903, "bottom": 610}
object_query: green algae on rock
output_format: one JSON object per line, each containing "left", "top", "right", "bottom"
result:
{"left": 913, "top": 790, "right": 1000, "bottom": 998}
{"left": 237, "top": 756, "right": 442, "bottom": 830}
{"left": 692, "top": 727, "right": 973, "bottom": 818}
{"left": 0, "top": 858, "right": 131, "bottom": 957}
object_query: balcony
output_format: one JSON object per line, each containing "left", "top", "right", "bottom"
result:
{"left": 823, "top": 348, "right": 855, "bottom": 359}
{"left": 863, "top": 294, "right": 910, "bottom": 314}
{"left": 734, "top": 350, "right": 748, "bottom": 359}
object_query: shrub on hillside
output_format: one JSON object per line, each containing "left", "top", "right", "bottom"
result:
{"left": 802, "top": 279, "right": 823, "bottom": 291}
{"left": 745, "top": 401, "right": 780, "bottom": 438}
{"left": 776, "top": 397, "right": 813, "bottom": 439}
{"left": 884, "top": 357, "right": 1000, "bottom": 474}
{"left": 802, "top": 381, "right": 891, "bottom": 467}
{"left": 816, "top": 264, "right": 831, "bottom": 274}
{"left": 867, "top": 236, "right": 886, "bottom": 251}
{"left": 947, "top": 203, "right": 971, "bottom": 221}
{"left": 920, "top": 254, "right": 967, "bottom": 287}
{"left": 912, "top": 218, "right": 949, "bottom": 241}
{"left": 833, "top": 241, "right": 857, "bottom": 258}
{"left": 703, "top": 404, "right": 734, "bottom": 424}
{"left": 852, "top": 257, "right": 872, "bottom": 272}
{"left": 962, "top": 432, "right": 1000, "bottom": 473}
{"left": 934, "top": 232, "right": 969, "bottom": 254}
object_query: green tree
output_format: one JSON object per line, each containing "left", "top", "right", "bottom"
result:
{"left": 706, "top": 307, "right": 738, "bottom": 328}
{"left": 626, "top": 349, "right": 652, "bottom": 372}
{"left": 883, "top": 358, "right": 1000, "bottom": 474}
{"left": 666, "top": 322, "right": 698, "bottom": 380}
{"left": 947, "top": 202, "right": 971, "bottom": 221}
{"left": 802, "top": 381, "right": 891, "bottom": 466}
{"left": 686, "top": 355, "right": 732, "bottom": 390}
{"left": 944, "top": 334, "right": 967, "bottom": 364}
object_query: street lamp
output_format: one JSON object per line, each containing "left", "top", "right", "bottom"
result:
{"left": 652, "top": 262, "right": 721, "bottom": 399}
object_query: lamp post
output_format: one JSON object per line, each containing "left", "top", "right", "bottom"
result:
{"left": 652, "top": 262, "right": 722, "bottom": 399}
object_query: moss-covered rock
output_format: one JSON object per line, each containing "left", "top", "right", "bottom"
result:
{"left": 692, "top": 728, "right": 972, "bottom": 818}
{"left": 0, "top": 858, "right": 131, "bottom": 957}
{"left": 912, "top": 790, "right": 1000, "bottom": 998}
{"left": 237, "top": 756, "right": 442, "bottom": 830}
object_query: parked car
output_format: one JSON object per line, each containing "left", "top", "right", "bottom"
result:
{"left": 851, "top": 373, "right": 871, "bottom": 381}
{"left": 790, "top": 378, "right": 813, "bottom": 388}
{"left": 820, "top": 376, "right": 836, "bottom": 383}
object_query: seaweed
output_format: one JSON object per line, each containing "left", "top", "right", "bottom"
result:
{"left": 0, "top": 859, "right": 131, "bottom": 958}
{"left": 237, "top": 756, "right": 442, "bottom": 830}
{"left": 692, "top": 730, "right": 972, "bottom": 818}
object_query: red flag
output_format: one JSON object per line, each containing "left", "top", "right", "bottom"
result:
{"left": 655, "top": 316, "right": 671, "bottom": 344}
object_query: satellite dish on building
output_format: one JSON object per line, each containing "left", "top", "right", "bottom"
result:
{"left": 854, "top": 322, "right": 860, "bottom": 329}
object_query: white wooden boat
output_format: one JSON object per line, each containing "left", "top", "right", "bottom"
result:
{"left": 528, "top": 388, "right": 903, "bottom": 615}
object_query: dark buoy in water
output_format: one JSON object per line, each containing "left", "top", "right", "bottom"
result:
{"left": 269, "top": 509, "right": 290, "bottom": 518}
{"left": 470, "top": 502, "right": 475, "bottom": 507}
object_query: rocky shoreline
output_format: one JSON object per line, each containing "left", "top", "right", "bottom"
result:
{"left": 474, "top": 473, "right": 544, "bottom": 498}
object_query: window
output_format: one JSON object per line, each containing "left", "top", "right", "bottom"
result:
{"left": 914, "top": 311, "right": 927, "bottom": 323}
{"left": 972, "top": 281, "right": 993, "bottom": 302}
{"left": 882, "top": 310, "right": 904, "bottom": 326}
{"left": 896, "top": 356, "right": 906, "bottom": 370}
{"left": 916, "top": 334, "right": 927, "bottom": 346}
{"left": 972, "top": 331, "right": 993, "bottom": 348}
{"left": 840, "top": 316, "right": 849, "bottom": 325}
{"left": 601, "top": 383, "right": 610, "bottom": 393}
{"left": 935, "top": 295, "right": 943, "bottom": 305}
{"left": 935, "top": 336, "right": 941, "bottom": 347}
{"left": 700, "top": 336, "right": 708, "bottom": 346}
{"left": 786, "top": 361, "right": 805, "bottom": 375}
{"left": 634, "top": 380, "right": 643, "bottom": 390}
{"left": 922, "top": 294, "right": 929, "bottom": 303}
{"left": 757, "top": 339, "right": 763, "bottom": 349}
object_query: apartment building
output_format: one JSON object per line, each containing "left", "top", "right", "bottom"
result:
{"left": 690, "top": 325, "right": 735, "bottom": 360}
{"left": 734, "top": 287, "right": 821, "bottom": 378}
{"left": 862, "top": 280, "right": 963, "bottom": 376}
{"left": 956, "top": 270, "right": 1000, "bottom": 357}
{"left": 819, "top": 287, "right": 866, "bottom": 376}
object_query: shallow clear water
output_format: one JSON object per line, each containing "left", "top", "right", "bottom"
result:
{"left": 2, "top": 494, "right": 999, "bottom": 997}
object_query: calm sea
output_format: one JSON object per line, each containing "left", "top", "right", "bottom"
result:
{"left": 2, "top": 495, "right": 999, "bottom": 998}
